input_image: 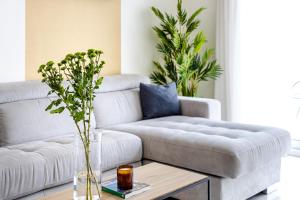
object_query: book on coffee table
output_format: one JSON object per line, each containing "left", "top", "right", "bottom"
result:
{"left": 102, "top": 179, "right": 150, "bottom": 199}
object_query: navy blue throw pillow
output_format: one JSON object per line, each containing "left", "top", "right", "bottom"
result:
{"left": 140, "top": 82, "right": 181, "bottom": 119}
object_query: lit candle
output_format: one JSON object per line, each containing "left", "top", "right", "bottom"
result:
{"left": 117, "top": 165, "right": 133, "bottom": 190}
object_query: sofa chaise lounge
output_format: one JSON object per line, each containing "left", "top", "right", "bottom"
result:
{"left": 0, "top": 75, "right": 290, "bottom": 200}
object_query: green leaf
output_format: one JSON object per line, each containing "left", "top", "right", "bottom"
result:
{"left": 186, "top": 7, "right": 206, "bottom": 27}
{"left": 153, "top": 61, "right": 166, "bottom": 75}
{"left": 50, "top": 107, "right": 65, "bottom": 114}
{"left": 46, "top": 61, "right": 54, "bottom": 66}
{"left": 193, "top": 32, "right": 206, "bottom": 53}
{"left": 74, "top": 111, "right": 85, "bottom": 122}
{"left": 45, "top": 101, "right": 55, "bottom": 111}
{"left": 173, "top": 32, "right": 181, "bottom": 49}
{"left": 54, "top": 99, "right": 62, "bottom": 106}
{"left": 186, "top": 20, "right": 200, "bottom": 35}
{"left": 151, "top": 7, "right": 165, "bottom": 21}
{"left": 177, "top": 0, "right": 187, "bottom": 25}
{"left": 202, "top": 49, "right": 214, "bottom": 61}
{"left": 162, "top": 15, "right": 177, "bottom": 36}
{"left": 150, "top": 71, "right": 168, "bottom": 85}
{"left": 95, "top": 77, "right": 104, "bottom": 87}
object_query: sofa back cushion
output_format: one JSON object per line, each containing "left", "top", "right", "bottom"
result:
{"left": 0, "top": 99, "right": 79, "bottom": 146}
{"left": 94, "top": 89, "right": 142, "bottom": 128}
{"left": 0, "top": 81, "right": 82, "bottom": 146}
{"left": 93, "top": 74, "right": 150, "bottom": 128}
{"left": 0, "top": 74, "right": 149, "bottom": 145}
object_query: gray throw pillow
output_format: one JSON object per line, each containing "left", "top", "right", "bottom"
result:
{"left": 140, "top": 82, "right": 181, "bottom": 119}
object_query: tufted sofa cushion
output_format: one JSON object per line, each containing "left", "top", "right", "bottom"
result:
{"left": 0, "top": 131, "right": 142, "bottom": 200}
{"left": 107, "top": 116, "right": 291, "bottom": 179}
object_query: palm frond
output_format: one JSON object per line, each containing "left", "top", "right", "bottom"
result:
{"left": 186, "top": 20, "right": 200, "bottom": 35}
{"left": 177, "top": 0, "right": 187, "bottom": 25}
{"left": 153, "top": 27, "right": 174, "bottom": 53}
{"left": 197, "top": 60, "right": 222, "bottom": 81}
{"left": 153, "top": 26, "right": 170, "bottom": 43}
{"left": 153, "top": 61, "right": 167, "bottom": 76}
{"left": 156, "top": 42, "right": 172, "bottom": 55}
{"left": 202, "top": 48, "right": 214, "bottom": 61}
{"left": 165, "top": 13, "right": 177, "bottom": 27}
{"left": 164, "top": 60, "right": 178, "bottom": 82}
{"left": 193, "top": 32, "right": 206, "bottom": 53}
{"left": 151, "top": 7, "right": 165, "bottom": 22}
{"left": 187, "top": 7, "right": 206, "bottom": 27}
{"left": 150, "top": 71, "right": 168, "bottom": 85}
{"left": 189, "top": 54, "right": 201, "bottom": 71}
{"left": 173, "top": 32, "right": 181, "bottom": 49}
{"left": 161, "top": 22, "right": 176, "bottom": 36}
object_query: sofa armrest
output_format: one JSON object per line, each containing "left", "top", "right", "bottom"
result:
{"left": 178, "top": 96, "right": 221, "bottom": 120}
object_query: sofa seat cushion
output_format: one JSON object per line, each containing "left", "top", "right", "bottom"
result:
{"left": 0, "top": 131, "right": 142, "bottom": 200}
{"left": 107, "top": 116, "right": 291, "bottom": 179}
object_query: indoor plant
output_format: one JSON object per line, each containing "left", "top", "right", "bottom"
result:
{"left": 38, "top": 49, "right": 105, "bottom": 200}
{"left": 150, "top": 0, "right": 222, "bottom": 97}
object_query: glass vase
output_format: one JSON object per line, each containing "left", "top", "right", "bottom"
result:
{"left": 73, "top": 130, "right": 102, "bottom": 200}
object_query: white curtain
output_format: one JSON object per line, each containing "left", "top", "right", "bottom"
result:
{"left": 214, "top": 0, "right": 240, "bottom": 121}
{"left": 215, "top": 0, "right": 300, "bottom": 142}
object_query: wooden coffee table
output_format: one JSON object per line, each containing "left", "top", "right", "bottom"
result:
{"left": 41, "top": 162, "right": 210, "bottom": 200}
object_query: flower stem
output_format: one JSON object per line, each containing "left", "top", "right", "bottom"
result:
{"left": 83, "top": 140, "right": 101, "bottom": 199}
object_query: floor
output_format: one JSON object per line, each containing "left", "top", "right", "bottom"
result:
{"left": 250, "top": 156, "right": 300, "bottom": 200}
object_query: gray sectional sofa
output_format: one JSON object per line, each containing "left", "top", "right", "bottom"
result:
{"left": 0, "top": 74, "right": 290, "bottom": 200}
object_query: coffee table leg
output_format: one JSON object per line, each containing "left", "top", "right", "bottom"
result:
{"left": 207, "top": 178, "right": 211, "bottom": 200}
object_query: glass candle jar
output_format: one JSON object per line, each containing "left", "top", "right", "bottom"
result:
{"left": 117, "top": 165, "right": 133, "bottom": 190}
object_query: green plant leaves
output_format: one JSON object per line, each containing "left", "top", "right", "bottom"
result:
{"left": 150, "top": 0, "right": 222, "bottom": 97}
{"left": 187, "top": 7, "right": 205, "bottom": 27}
{"left": 193, "top": 32, "right": 206, "bottom": 53}
{"left": 177, "top": 0, "right": 187, "bottom": 25}
{"left": 151, "top": 7, "right": 165, "bottom": 22}
{"left": 37, "top": 49, "right": 105, "bottom": 129}
{"left": 50, "top": 107, "right": 65, "bottom": 114}
{"left": 74, "top": 111, "right": 85, "bottom": 123}
{"left": 186, "top": 20, "right": 200, "bottom": 35}
{"left": 94, "top": 77, "right": 103, "bottom": 90}
{"left": 173, "top": 32, "right": 181, "bottom": 49}
{"left": 45, "top": 101, "right": 55, "bottom": 111}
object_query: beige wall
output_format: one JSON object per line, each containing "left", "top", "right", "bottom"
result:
{"left": 26, "top": 0, "right": 120, "bottom": 80}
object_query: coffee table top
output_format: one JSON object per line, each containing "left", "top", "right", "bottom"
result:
{"left": 41, "top": 162, "right": 208, "bottom": 200}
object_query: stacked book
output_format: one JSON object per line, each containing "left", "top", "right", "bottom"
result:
{"left": 102, "top": 179, "right": 150, "bottom": 199}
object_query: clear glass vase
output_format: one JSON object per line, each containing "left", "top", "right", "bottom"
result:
{"left": 73, "top": 130, "right": 102, "bottom": 200}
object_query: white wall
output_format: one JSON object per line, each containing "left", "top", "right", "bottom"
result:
{"left": 0, "top": 0, "right": 25, "bottom": 82}
{"left": 121, "top": 0, "right": 217, "bottom": 98}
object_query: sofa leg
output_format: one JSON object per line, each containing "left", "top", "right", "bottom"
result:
{"left": 262, "top": 183, "right": 279, "bottom": 194}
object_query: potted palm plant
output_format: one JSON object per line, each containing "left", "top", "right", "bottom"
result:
{"left": 150, "top": 0, "right": 222, "bottom": 97}
{"left": 38, "top": 49, "right": 105, "bottom": 200}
